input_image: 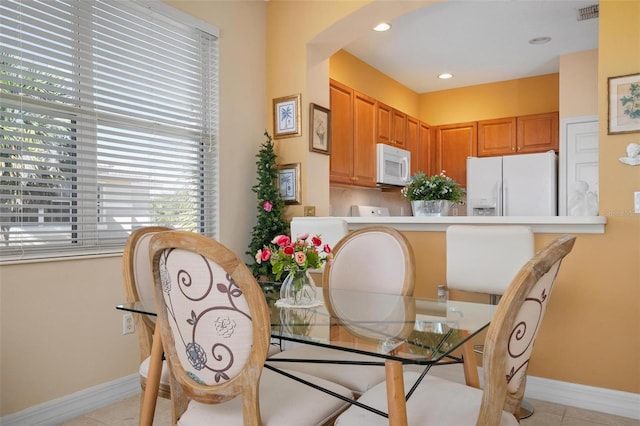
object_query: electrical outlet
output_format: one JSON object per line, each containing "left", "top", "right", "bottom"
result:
{"left": 122, "top": 313, "right": 135, "bottom": 335}
{"left": 304, "top": 206, "right": 316, "bottom": 216}
{"left": 635, "top": 192, "right": 640, "bottom": 214}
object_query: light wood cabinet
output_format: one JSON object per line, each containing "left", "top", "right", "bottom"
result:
{"left": 516, "top": 112, "right": 559, "bottom": 154}
{"left": 435, "top": 122, "right": 477, "bottom": 188}
{"left": 376, "top": 101, "right": 407, "bottom": 148}
{"left": 477, "top": 117, "right": 517, "bottom": 156}
{"left": 408, "top": 119, "right": 432, "bottom": 175}
{"left": 478, "top": 112, "right": 558, "bottom": 156}
{"left": 406, "top": 115, "right": 419, "bottom": 174}
{"left": 329, "top": 79, "right": 376, "bottom": 187}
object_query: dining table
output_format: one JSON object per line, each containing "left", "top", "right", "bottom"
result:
{"left": 116, "top": 284, "right": 496, "bottom": 426}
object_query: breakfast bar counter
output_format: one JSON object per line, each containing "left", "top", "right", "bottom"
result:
{"left": 292, "top": 215, "right": 607, "bottom": 234}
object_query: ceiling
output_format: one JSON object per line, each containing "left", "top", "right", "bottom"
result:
{"left": 343, "top": 0, "right": 599, "bottom": 94}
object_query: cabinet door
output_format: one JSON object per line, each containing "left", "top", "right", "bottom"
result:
{"left": 406, "top": 115, "right": 419, "bottom": 174}
{"left": 329, "top": 80, "right": 354, "bottom": 185}
{"left": 417, "top": 121, "right": 432, "bottom": 175}
{"left": 436, "top": 122, "right": 477, "bottom": 188}
{"left": 477, "top": 117, "right": 517, "bottom": 156}
{"left": 352, "top": 91, "right": 377, "bottom": 187}
{"left": 376, "top": 101, "right": 392, "bottom": 145}
{"left": 516, "top": 112, "right": 559, "bottom": 154}
{"left": 391, "top": 109, "right": 407, "bottom": 147}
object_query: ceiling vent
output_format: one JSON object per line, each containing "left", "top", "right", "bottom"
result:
{"left": 578, "top": 4, "right": 599, "bottom": 21}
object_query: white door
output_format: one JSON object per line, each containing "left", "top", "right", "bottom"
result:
{"left": 560, "top": 118, "right": 599, "bottom": 215}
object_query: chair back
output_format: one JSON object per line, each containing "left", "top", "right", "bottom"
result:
{"left": 149, "top": 231, "right": 271, "bottom": 423}
{"left": 446, "top": 225, "right": 534, "bottom": 295}
{"left": 122, "top": 226, "right": 172, "bottom": 361}
{"left": 478, "top": 235, "right": 576, "bottom": 423}
{"left": 323, "top": 226, "right": 415, "bottom": 295}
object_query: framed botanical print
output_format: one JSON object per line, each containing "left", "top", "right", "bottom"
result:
{"left": 277, "top": 162, "right": 301, "bottom": 205}
{"left": 608, "top": 73, "right": 640, "bottom": 134}
{"left": 309, "top": 103, "right": 331, "bottom": 154}
{"left": 273, "top": 94, "right": 301, "bottom": 139}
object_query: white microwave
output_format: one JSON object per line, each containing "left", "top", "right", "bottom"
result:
{"left": 376, "top": 143, "right": 411, "bottom": 186}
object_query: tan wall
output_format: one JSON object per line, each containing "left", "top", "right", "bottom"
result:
{"left": 560, "top": 49, "right": 598, "bottom": 118}
{"left": 0, "top": 0, "right": 268, "bottom": 416}
{"left": 419, "top": 74, "right": 559, "bottom": 125}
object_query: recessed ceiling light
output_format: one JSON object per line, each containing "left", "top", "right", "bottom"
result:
{"left": 373, "top": 23, "right": 391, "bottom": 32}
{"left": 438, "top": 73, "right": 453, "bottom": 80}
{"left": 529, "top": 36, "right": 552, "bottom": 45}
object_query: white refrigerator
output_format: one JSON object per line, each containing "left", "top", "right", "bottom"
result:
{"left": 466, "top": 151, "right": 558, "bottom": 216}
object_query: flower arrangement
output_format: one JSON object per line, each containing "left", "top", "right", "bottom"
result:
{"left": 255, "top": 233, "right": 333, "bottom": 282}
{"left": 401, "top": 171, "right": 465, "bottom": 204}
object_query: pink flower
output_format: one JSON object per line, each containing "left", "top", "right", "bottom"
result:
{"left": 271, "top": 235, "right": 290, "bottom": 246}
{"left": 296, "top": 233, "right": 309, "bottom": 241}
{"left": 263, "top": 201, "right": 272, "bottom": 212}
{"left": 323, "top": 244, "right": 331, "bottom": 254}
{"left": 283, "top": 245, "right": 294, "bottom": 256}
{"left": 311, "top": 236, "right": 322, "bottom": 247}
{"left": 258, "top": 247, "right": 271, "bottom": 263}
{"left": 294, "top": 251, "right": 307, "bottom": 266}
{"left": 255, "top": 249, "right": 262, "bottom": 264}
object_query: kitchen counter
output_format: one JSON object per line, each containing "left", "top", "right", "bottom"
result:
{"left": 292, "top": 215, "right": 606, "bottom": 234}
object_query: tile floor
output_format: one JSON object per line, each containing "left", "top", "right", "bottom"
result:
{"left": 59, "top": 393, "right": 639, "bottom": 426}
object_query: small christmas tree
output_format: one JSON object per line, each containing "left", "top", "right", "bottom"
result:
{"left": 246, "top": 130, "right": 289, "bottom": 281}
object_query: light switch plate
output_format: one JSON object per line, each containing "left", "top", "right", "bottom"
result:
{"left": 304, "top": 206, "right": 316, "bottom": 216}
{"left": 634, "top": 192, "right": 640, "bottom": 214}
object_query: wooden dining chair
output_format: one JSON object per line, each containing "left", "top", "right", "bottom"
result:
{"left": 122, "top": 226, "right": 173, "bottom": 403}
{"left": 148, "top": 230, "right": 353, "bottom": 425}
{"left": 268, "top": 226, "right": 416, "bottom": 395}
{"left": 334, "top": 234, "right": 576, "bottom": 425}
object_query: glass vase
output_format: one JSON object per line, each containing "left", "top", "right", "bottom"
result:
{"left": 280, "top": 269, "right": 317, "bottom": 306}
{"left": 411, "top": 200, "right": 451, "bottom": 216}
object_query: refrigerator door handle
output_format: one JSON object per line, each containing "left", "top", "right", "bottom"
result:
{"left": 501, "top": 180, "right": 506, "bottom": 216}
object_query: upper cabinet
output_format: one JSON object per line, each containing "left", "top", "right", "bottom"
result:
{"left": 329, "top": 79, "right": 377, "bottom": 187}
{"left": 478, "top": 112, "right": 558, "bottom": 156}
{"left": 435, "top": 122, "right": 477, "bottom": 188}
{"left": 376, "top": 102, "right": 407, "bottom": 148}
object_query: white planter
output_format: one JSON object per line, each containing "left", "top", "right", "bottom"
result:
{"left": 411, "top": 200, "right": 451, "bottom": 216}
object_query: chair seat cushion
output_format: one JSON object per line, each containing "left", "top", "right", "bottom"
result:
{"left": 268, "top": 345, "right": 386, "bottom": 394}
{"left": 177, "top": 368, "right": 353, "bottom": 426}
{"left": 139, "top": 356, "right": 170, "bottom": 386}
{"left": 335, "top": 372, "right": 519, "bottom": 426}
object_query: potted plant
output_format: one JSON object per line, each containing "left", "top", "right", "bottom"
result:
{"left": 401, "top": 171, "right": 465, "bottom": 216}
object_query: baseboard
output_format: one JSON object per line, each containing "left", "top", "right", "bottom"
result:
{"left": 2, "top": 371, "right": 638, "bottom": 423}
{"left": 0, "top": 374, "right": 140, "bottom": 426}
{"left": 525, "top": 375, "right": 640, "bottom": 420}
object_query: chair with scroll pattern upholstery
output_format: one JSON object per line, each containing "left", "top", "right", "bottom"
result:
{"left": 122, "top": 226, "right": 173, "bottom": 403}
{"left": 334, "top": 235, "right": 576, "bottom": 426}
{"left": 149, "top": 230, "right": 353, "bottom": 425}
{"left": 268, "top": 226, "right": 415, "bottom": 396}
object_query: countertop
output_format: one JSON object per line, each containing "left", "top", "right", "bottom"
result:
{"left": 291, "top": 215, "right": 607, "bottom": 234}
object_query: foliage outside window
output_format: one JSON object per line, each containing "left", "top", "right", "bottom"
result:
{"left": 0, "top": 0, "right": 219, "bottom": 261}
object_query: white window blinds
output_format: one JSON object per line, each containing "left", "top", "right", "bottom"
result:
{"left": 1, "top": 0, "right": 219, "bottom": 261}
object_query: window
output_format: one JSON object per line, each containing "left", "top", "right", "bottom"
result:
{"left": 0, "top": 0, "right": 219, "bottom": 261}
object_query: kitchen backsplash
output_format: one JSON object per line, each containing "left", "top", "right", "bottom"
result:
{"left": 330, "top": 185, "right": 467, "bottom": 217}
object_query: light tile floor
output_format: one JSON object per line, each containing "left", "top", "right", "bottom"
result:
{"left": 59, "top": 393, "right": 639, "bottom": 426}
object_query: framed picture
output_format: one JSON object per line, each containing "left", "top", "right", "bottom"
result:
{"left": 277, "top": 162, "right": 301, "bottom": 205}
{"left": 309, "top": 103, "right": 331, "bottom": 155}
{"left": 273, "top": 94, "right": 301, "bottom": 139}
{"left": 608, "top": 73, "right": 640, "bottom": 135}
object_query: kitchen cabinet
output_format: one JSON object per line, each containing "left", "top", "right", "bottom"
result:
{"left": 435, "top": 122, "right": 477, "bottom": 188}
{"left": 478, "top": 112, "right": 558, "bottom": 156}
{"left": 376, "top": 101, "right": 406, "bottom": 148}
{"left": 517, "top": 112, "right": 559, "bottom": 154}
{"left": 477, "top": 117, "right": 517, "bottom": 156}
{"left": 329, "top": 79, "right": 377, "bottom": 187}
{"left": 408, "top": 118, "right": 432, "bottom": 175}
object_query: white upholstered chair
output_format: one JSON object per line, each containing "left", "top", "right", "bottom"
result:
{"left": 268, "top": 226, "right": 415, "bottom": 395}
{"left": 335, "top": 235, "right": 576, "bottom": 426}
{"left": 149, "top": 230, "right": 353, "bottom": 425}
{"left": 122, "top": 226, "right": 173, "bottom": 402}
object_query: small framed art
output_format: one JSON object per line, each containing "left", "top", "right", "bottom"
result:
{"left": 277, "top": 162, "right": 301, "bottom": 205}
{"left": 309, "top": 103, "right": 331, "bottom": 155}
{"left": 273, "top": 94, "right": 301, "bottom": 139}
{"left": 608, "top": 73, "right": 640, "bottom": 135}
